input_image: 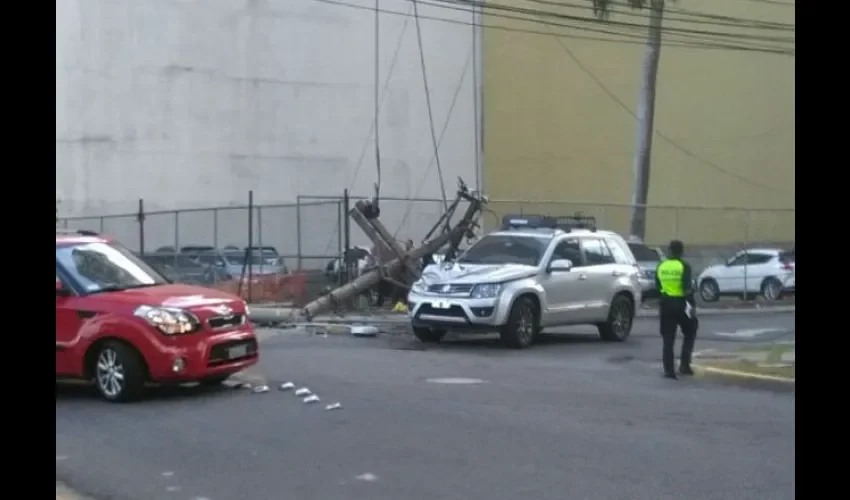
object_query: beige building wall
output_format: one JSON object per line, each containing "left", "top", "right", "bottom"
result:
{"left": 481, "top": 0, "right": 794, "bottom": 245}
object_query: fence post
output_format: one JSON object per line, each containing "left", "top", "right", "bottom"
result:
{"left": 295, "top": 197, "right": 302, "bottom": 271}
{"left": 173, "top": 211, "right": 180, "bottom": 252}
{"left": 257, "top": 206, "right": 264, "bottom": 250}
{"left": 343, "top": 189, "right": 351, "bottom": 285}
{"left": 137, "top": 198, "right": 146, "bottom": 255}
{"left": 247, "top": 190, "right": 254, "bottom": 303}
{"left": 213, "top": 208, "right": 219, "bottom": 248}
{"left": 99, "top": 216, "right": 105, "bottom": 233}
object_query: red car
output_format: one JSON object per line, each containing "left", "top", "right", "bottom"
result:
{"left": 56, "top": 230, "right": 259, "bottom": 402}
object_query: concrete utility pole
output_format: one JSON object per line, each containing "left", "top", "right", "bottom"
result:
{"left": 252, "top": 179, "right": 486, "bottom": 324}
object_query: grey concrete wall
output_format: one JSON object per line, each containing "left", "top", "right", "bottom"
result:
{"left": 57, "top": 0, "right": 478, "bottom": 255}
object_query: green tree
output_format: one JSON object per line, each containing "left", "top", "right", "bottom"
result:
{"left": 592, "top": 0, "right": 665, "bottom": 240}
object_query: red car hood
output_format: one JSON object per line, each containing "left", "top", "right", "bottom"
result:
{"left": 90, "top": 284, "right": 246, "bottom": 318}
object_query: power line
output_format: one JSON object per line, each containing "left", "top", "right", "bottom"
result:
{"left": 393, "top": 48, "right": 473, "bottom": 238}
{"left": 742, "top": 0, "right": 795, "bottom": 6}
{"left": 544, "top": 27, "right": 790, "bottom": 195}
{"left": 320, "top": 4, "right": 413, "bottom": 255}
{"left": 310, "top": 0, "right": 793, "bottom": 55}
{"left": 521, "top": 0, "right": 794, "bottom": 30}
{"left": 418, "top": 0, "right": 793, "bottom": 52}
{"left": 431, "top": 0, "right": 795, "bottom": 44}
{"left": 412, "top": 0, "right": 449, "bottom": 214}
{"left": 373, "top": 1, "right": 382, "bottom": 199}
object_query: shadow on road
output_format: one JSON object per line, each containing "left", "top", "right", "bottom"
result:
{"left": 56, "top": 380, "right": 245, "bottom": 404}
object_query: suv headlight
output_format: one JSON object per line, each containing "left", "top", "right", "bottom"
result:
{"left": 411, "top": 280, "right": 426, "bottom": 294}
{"left": 471, "top": 283, "right": 501, "bottom": 299}
{"left": 134, "top": 305, "right": 200, "bottom": 335}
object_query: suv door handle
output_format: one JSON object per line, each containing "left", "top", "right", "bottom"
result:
{"left": 578, "top": 274, "right": 588, "bottom": 280}
{"left": 611, "top": 270, "right": 625, "bottom": 277}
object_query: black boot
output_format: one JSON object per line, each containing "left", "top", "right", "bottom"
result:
{"left": 679, "top": 365, "right": 694, "bottom": 376}
{"left": 663, "top": 372, "right": 678, "bottom": 380}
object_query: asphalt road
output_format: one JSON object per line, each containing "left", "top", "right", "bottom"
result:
{"left": 57, "top": 312, "right": 795, "bottom": 500}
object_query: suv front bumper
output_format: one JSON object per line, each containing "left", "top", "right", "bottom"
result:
{"left": 407, "top": 290, "right": 509, "bottom": 331}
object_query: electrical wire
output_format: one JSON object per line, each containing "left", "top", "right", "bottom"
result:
{"left": 374, "top": 1, "right": 382, "bottom": 198}
{"left": 544, "top": 26, "right": 790, "bottom": 195}
{"left": 412, "top": 0, "right": 450, "bottom": 215}
{"left": 310, "top": 0, "right": 793, "bottom": 55}
{"left": 418, "top": 0, "right": 793, "bottom": 53}
{"left": 393, "top": 49, "right": 473, "bottom": 238}
{"left": 321, "top": 4, "right": 414, "bottom": 255}
{"left": 520, "top": 0, "right": 794, "bottom": 30}
{"left": 429, "top": 0, "right": 795, "bottom": 44}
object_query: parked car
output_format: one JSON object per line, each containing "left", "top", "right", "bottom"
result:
{"left": 626, "top": 239, "right": 664, "bottom": 299}
{"left": 697, "top": 248, "right": 795, "bottom": 302}
{"left": 56, "top": 230, "right": 258, "bottom": 402}
{"left": 141, "top": 252, "right": 232, "bottom": 285}
{"left": 194, "top": 249, "right": 286, "bottom": 278}
{"left": 406, "top": 216, "right": 642, "bottom": 348}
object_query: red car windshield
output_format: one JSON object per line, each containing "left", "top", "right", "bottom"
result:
{"left": 56, "top": 241, "right": 169, "bottom": 293}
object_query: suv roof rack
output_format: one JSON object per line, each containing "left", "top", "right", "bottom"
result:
{"left": 500, "top": 214, "right": 557, "bottom": 230}
{"left": 56, "top": 228, "right": 99, "bottom": 236}
{"left": 551, "top": 213, "right": 597, "bottom": 232}
{"left": 500, "top": 213, "right": 597, "bottom": 232}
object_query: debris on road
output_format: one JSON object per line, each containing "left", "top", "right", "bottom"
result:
{"left": 252, "top": 385, "right": 270, "bottom": 394}
{"left": 303, "top": 394, "right": 321, "bottom": 403}
{"left": 279, "top": 382, "right": 295, "bottom": 391}
{"left": 325, "top": 402, "right": 342, "bottom": 411}
{"left": 295, "top": 387, "right": 312, "bottom": 397}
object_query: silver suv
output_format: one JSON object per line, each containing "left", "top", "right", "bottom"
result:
{"left": 407, "top": 221, "right": 642, "bottom": 348}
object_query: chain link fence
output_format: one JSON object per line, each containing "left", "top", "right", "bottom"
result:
{"left": 59, "top": 194, "right": 794, "bottom": 305}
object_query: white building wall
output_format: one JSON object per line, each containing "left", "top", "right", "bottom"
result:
{"left": 57, "top": 0, "right": 478, "bottom": 258}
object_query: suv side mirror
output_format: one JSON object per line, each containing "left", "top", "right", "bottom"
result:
{"left": 56, "top": 279, "right": 71, "bottom": 297}
{"left": 549, "top": 259, "right": 573, "bottom": 272}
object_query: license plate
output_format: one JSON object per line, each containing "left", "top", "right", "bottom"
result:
{"left": 432, "top": 300, "right": 451, "bottom": 309}
{"left": 228, "top": 344, "right": 248, "bottom": 359}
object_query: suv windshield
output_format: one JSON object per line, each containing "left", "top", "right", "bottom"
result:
{"left": 57, "top": 241, "right": 169, "bottom": 293}
{"left": 457, "top": 235, "right": 550, "bottom": 266}
{"left": 627, "top": 243, "right": 661, "bottom": 262}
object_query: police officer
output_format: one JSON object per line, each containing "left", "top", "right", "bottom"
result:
{"left": 655, "top": 240, "right": 698, "bottom": 380}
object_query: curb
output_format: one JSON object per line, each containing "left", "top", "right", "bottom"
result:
{"left": 249, "top": 305, "right": 794, "bottom": 325}
{"left": 692, "top": 364, "right": 795, "bottom": 384}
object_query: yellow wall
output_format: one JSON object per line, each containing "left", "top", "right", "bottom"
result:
{"left": 482, "top": 0, "right": 794, "bottom": 244}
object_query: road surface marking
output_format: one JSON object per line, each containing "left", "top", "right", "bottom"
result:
{"left": 693, "top": 364, "right": 795, "bottom": 383}
{"left": 426, "top": 377, "right": 487, "bottom": 385}
{"left": 161, "top": 471, "right": 174, "bottom": 477}
{"left": 355, "top": 473, "right": 378, "bottom": 482}
{"left": 713, "top": 328, "right": 784, "bottom": 338}
{"left": 165, "top": 485, "right": 181, "bottom": 492}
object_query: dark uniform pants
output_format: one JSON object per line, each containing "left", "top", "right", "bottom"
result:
{"left": 659, "top": 297, "right": 698, "bottom": 375}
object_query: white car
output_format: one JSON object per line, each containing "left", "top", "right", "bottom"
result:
{"left": 697, "top": 248, "right": 795, "bottom": 302}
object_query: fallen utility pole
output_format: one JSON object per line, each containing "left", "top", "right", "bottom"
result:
{"left": 250, "top": 180, "right": 485, "bottom": 326}
{"left": 303, "top": 180, "right": 483, "bottom": 320}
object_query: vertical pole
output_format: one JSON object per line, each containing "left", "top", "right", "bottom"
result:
{"left": 743, "top": 209, "right": 750, "bottom": 299}
{"left": 257, "top": 206, "right": 264, "bottom": 253}
{"left": 343, "top": 189, "right": 351, "bottom": 285}
{"left": 472, "top": 0, "right": 484, "bottom": 193}
{"left": 336, "top": 200, "right": 343, "bottom": 285}
{"left": 137, "top": 198, "right": 146, "bottom": 255}
{"left": 99, "top": 216, "right": 105, "bottom": 233}
{"left": 247, "top": 191, "right": 254, "bottom": 303}
{"left": 174, "top": 211, "right": 180, "bottom": 252}
{"left": 213, "top": 208, "right": 219, "bottom": 248}
{"left": 295, "top": 197, "right": 303, "bottom": 271}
